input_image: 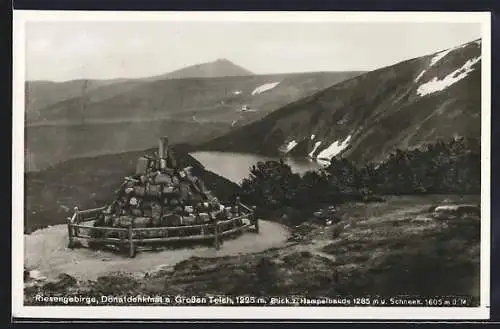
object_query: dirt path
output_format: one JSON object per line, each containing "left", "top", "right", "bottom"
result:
{"left": 24, "top": 220, "right": 290, "bottom": 281}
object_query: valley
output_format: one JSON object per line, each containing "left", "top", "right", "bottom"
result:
{"left": 25, "top": 119, "right": 231, "bottom": 172}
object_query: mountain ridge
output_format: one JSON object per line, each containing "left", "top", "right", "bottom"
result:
{"left": 25, "top": 70, "right": 363, "bottom": 172}
{"left": 25, "top": 58, "right": 253, "bottom": 115}
{"left": 199, "top": 38, "right": 482, "bottom": 165}
{"left": 146, "top": 58, "right": 254, "bottom": 81}
{"left": 26, "top": 71, "right": 362, "bottom": 124}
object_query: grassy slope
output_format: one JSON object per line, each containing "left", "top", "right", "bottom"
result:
{"left": 26, "top": 58, "right": 253, "bottom": 117}
{"left": 24, "top": 145, "right": 240, "bottom": 233}
{"left": 28, "top": 71, "right": 362, "bottom": 124}
{"left": 25, "top": 79, "right": 130, "bottom": 119}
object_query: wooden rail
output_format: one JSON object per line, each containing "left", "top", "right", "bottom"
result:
{"left": 67, "top": 201, "right": 259, "bottom": 257}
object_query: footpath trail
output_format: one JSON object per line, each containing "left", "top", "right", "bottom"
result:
{"left": 24, "top": 220, "right": 290, "bottom": 281}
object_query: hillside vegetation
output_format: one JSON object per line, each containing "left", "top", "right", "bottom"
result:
{"left": 240, "top": 138, "right": 480, "bottom": 226}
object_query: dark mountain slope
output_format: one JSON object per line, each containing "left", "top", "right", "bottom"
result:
{"left": 25, "top": 119, "right": 230, "bottom": 172}
{"left": 200, "top": 39, "right": 481, "bottom": 165}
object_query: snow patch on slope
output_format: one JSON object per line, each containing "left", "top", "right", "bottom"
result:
{"left": 310, "top": 134, "right": 316, "bottom": 140}
{"left": 417, "top": 56, "right": 480, "bottom": 96}
{"left": 284, "top": 140, "right": 298, "bottom": 153}
{"left": 316, "top": 135, "right": 352, "bottom": 160}
{"left": 316, "top": 159, "right": 331, "bottom": 167}
{"left": 251, "top": 82, "right": 280, "bottom": 95}
{"left": 414, "top": 46, "right": 456, "bottom": 82}
{"left": 233, "top": 90, "right": 242, "bottom": 95}
{"left": 308, "top": 141, "right": 322, "bottom": 158}
{"left": 29, "top": 270, "right": 46, "bottom": 281}
{"left": 430, "top": 48, "right": 454, "bottom": 67}
{"left": 415, "top": 70, "right": 426, "bottom": 82}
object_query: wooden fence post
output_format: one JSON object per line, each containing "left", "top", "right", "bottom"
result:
{"left": 67, "top": 217, "right": 74, "bottom": 248}
{"left": 236, "top": 196, "right": 241, "bottom": 216}
{"left": 128, "top": 225, "right": 136, "bottom": 258}
{"left": 73, "top": 206, "right": 80, "bottom": 237}
{"left": 214, "top": 219, "right": 220, "bottom": 250}
{"left": 73, "top": 206, "right": 80, "bottom": 222}
{"left": 252, "top": 206, "right": 259, "bottom": 233}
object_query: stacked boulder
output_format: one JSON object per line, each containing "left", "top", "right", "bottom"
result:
{"left": 93, "top": 140, "right": 242, "bottom": 236}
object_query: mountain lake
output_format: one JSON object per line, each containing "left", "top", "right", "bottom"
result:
{"left": 190, "top": 151, "right": 326, "bottom": 184}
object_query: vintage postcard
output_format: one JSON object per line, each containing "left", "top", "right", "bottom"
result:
{"left": 12, "top": 10, "right": 491, "bottom": 320}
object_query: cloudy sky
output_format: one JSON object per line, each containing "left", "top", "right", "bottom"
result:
{"left": 25, "top": 21, "right": 481, "bottom": 81}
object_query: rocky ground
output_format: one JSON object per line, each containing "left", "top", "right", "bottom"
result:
{"left": 24, "top": 195, "right": 481, "bottom": 306}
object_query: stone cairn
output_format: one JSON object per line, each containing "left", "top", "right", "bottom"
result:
{"left": 93, "top": 137, "right": 242, "bottom": 235}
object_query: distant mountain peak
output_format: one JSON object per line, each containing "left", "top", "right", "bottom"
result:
{"left": 214, "top": 58, "right": 232, "bottom": 63}
{"left": 152, "top": 58, "right": 254, "bottom": 80}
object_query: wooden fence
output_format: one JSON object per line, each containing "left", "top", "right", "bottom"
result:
{"left": 67, "top": 202, "right": 258, "bottom": 257}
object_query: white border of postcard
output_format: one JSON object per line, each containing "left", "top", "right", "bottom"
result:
{"left": 12, "top": 10, "right": 491, "bottom": 320}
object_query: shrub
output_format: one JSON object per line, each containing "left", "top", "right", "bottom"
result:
{"left": 239, "top": 138, "right": 480, "bottom": 226}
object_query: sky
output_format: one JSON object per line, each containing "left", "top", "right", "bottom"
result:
{"left": 25, "top": 21, "right": 481, "bottom": 82}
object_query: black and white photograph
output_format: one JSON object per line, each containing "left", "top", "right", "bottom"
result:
{"left": 12, "top": 11, "right": 491, "bottom": 320}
